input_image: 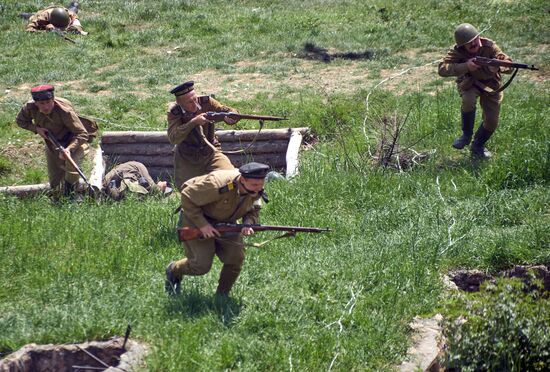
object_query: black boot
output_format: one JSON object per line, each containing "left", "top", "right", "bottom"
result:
{"left": 19, "top": 12, "right": 33, "bottom": 20}
{"left": 453, "top": 110, "right": 475, "bottom": 149}
{"left": 471, "top": 125, "right": 494, "bottom": 159}
{"left": 68, "top": 1, "right": 79, "bottom": 14}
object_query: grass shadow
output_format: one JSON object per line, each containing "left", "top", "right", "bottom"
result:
{"left": 165, "top": 290, "right": 242, "bottom": 326}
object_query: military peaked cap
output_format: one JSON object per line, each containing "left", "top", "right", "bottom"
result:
{"left": 31, "top": 85, "right": 55, "bottom": 101}
{"left": 170, "top": 81, "right": 194, "bottom": 96}
{"left": 239, "top": 162, "right": 270, "bottom": 179}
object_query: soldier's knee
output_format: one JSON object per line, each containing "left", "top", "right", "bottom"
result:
{"left": 188, "top": 261, "right": 213, "bottom": 275}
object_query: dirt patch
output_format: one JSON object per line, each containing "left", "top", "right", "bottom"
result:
{"left": 0, "top": 337, "right": 147, "bottom": 372}
{"left": 447, "top": 265, "right": 550, "bottom": 292}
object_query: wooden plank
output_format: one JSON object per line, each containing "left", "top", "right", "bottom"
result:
{"left": 220, "top": 140, "right": 289, "bottom": 154}
{"left": 101, "top": 131, "right": 169, "bottom": 144}
{"left": 148, "top": 167, "right": 174, "bottom": 182}
{"left": 102, "top": 143, "right": 174, "bottom": 156}
{"left": 89, "top": 145, "right": 105, "bottom": 189}
{"left": 227, "top": 153, "right": 286, "bottom": 169}
{"left": 285, "top": 130, "right": 303, "bottom": 178}
{"left": 107, "top": 154, "right": 173, "bottom": 167}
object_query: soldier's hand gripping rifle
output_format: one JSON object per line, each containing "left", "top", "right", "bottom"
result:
{"left": 179, "top": 223, "right": 330, "bottom": 242}
{"left": 473, "top": 56, "right": 539, "bottom": 71}
{"left": 204, "top": 112, "right": 288, "bottom": 123}
{"left": 44, "top": 131, "right": 96, "bottom": 195}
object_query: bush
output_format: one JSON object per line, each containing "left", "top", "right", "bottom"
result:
{"left": 443, "top": 278, "right": 550, "bottom": 371}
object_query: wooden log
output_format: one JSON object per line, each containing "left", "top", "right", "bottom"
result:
{"left": 102, "top": 143, "right": 175, "bottom": 156}
{"left": 101, "top": 131, "right": 169, "bottom": 144}
{"left": 101, "top": 128, "right": 309, "bottom": 144}
{"left": 0, "top": 183, "right": 50, "bottom": 197}
{"left": 107, "top": 154, "right": 173, "bottom": 167}
{"left": 227, "top": 153, "right": 286, "bottom": 169}
{"left": 285, "top": 130, "right": 303, "bottom": 178}
{"left": 220, "top": 140, "right": 289, "bottom": 154}
{"left": 147, "top": 167, "right": 174, "bottom": 182}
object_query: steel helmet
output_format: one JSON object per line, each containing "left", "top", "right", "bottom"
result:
{"left": 454, "top": 23, "right": 480, "bottom": 46}
{"left": 50, "top": 8, "right": 70, "bottom": 28}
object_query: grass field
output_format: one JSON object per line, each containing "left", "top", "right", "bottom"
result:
{"left": 0, "top": 0, "right": 549, "bottom": 370}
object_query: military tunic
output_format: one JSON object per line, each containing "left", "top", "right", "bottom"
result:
{"left": 103, "top": 161, "right": 157, "bottom": 200}
{"left": 16, "top": 97, "right": 89, "bottom": 188}
{"left": 26, "top": 6, "right": 86, "bottom": 34}
{"left": 167, "top": 96, "right": 237, "bottom": 189}
{"left": 438, "top": 37, "right": 511, "bottom": 131}
{"left": 172, "top": 169, "right": 262, "bottom": 294}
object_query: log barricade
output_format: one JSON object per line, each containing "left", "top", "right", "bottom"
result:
{"left": 100, "top": 128, "right": 309, "bottom": 182}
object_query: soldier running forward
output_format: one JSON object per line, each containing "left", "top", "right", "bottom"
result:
{"left": 16, "top": 85, "right": 90, "bottom": 198}
{"left": 167, "top": 81, "right": 240, "bottom": 189}
{"left": 438, "top": 23, "right": 513, "bottom": 158}
{"left": 22, "top": 3, "right": 87, "bottom": 35}
{"left": 103, "top": 161, "right": 172, "bottom": 201}
{"left": 165, "top": 162, "right": 270, "bottom": 297}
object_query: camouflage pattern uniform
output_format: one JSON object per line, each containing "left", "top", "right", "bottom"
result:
{"left": 16, "top": 97, "right": 89, "bottom": 190}
{"left": 438, "top": 37, "right": 511, "bottom": 132}
{"left": 167, "top": 96, "right": 237, "bottom": 189}
{"left": 171, "top": 169, "right": 262, "bottom": 294}
{"left": 25, "top": 6, "right": 86, "bottom": 34}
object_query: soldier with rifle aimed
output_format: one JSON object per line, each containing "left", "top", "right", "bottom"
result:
{"left": 15, "top": 85, "right": 98, "bottom": 200}
{"left": 166, "top": 162, "right": 327, "bottom": 297}
{"left": 438, "top": 23, "right": 539, "bottom": 159}
{"left": 167, "top": 80, "right": 288, "bottom": 189}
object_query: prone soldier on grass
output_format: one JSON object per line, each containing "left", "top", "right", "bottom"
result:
{"left": 165, "top": 162, "right": 270, "bottom": 297}
{"left": 21, "top": 2, "right": 87, "bottom": 35}
{"left": 16, "top": 85, "right": 96, "bottom": 199}
{"left": 167, "top": 81, "right": 240, "bottom": 189}
{"left": 438, "top": 23, "right": 513, "bottom": 158}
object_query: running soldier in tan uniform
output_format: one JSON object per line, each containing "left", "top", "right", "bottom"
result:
{"left": 438, "top": 23, "right": 512, "bottom": 158}
{"left": 167, "top": 81, "right": 240, "bottom": 189}
{"left": 16, "top": 85, "right": 90, "bottom": 197}
{"left": 103, "top": 161, "right": 172, "bottom": 201}
{"left": 165, "top": 162, "right": 270, "bottom": 296}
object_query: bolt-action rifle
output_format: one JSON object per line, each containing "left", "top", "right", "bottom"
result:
{"left": 204, "top": 112, "right": 288, "bottom": 123}
{"left": 49, "top": 29, "right": 76, "bottom": 44}
{"left": 44, "top": 131, "right": 95, "bottom": 194}
{"left": 178, "top": 223, "right": 330, "bottom": 241}
{"left": 473, "top": 57, "right": 539, "bottom": 71}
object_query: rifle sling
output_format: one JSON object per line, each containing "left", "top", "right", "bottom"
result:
{"left": 474, "top": 68, "right": 519, "bottom": 95}
{"left": 247, "top": 231, "right": 296, "bottom": 248}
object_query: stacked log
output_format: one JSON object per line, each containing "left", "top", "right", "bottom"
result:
{"left": 100, "top": 128, "right": 309, "bottom": 181}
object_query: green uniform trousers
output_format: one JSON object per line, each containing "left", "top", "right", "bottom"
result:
{"left": 174, "top": 151, "right": 233, "bottom": 190}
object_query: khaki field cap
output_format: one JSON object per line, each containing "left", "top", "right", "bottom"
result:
{"left": 50, "top": 8, "right": 71, "bottom": 28}
{"left": 454, "top": 23, "right": 480, "bottom": 47}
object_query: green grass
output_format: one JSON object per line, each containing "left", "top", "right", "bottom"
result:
{"left": 0, "top": 0, "right": 549, "bottom": 370}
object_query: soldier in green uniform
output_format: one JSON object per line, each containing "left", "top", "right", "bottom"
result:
{"left": 165, "top": 162, "right": 270, "bottom": 296}
{"left": 103, "top": 161, "right": 172, "bottom": 201}
{"left": 167, "top": 81, "right": 240, "bottom": 189}
{"left": 16, "top": 85, "right": 89, "bottom": 197}
{"left": 438, "top": 23, "right": 513, "bottom": 158}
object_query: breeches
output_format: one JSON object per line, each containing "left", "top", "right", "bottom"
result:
{"left": 174, "top": 151, "right": 234, "bottom": 190}
{"left": 45, "top": 143, "right": 89, "bottom": 188}
{"left": 460, "top": 88, "right": 503, "bottom": 132}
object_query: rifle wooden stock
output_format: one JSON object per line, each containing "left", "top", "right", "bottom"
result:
{"left": 178, "top": 223, "right": 330, "bottom": 241}
{"left": 473, "top": 57, "right": 539, "bottom": 71}
{"left": 205, "top": 112, "right": 288, "bottom": 122}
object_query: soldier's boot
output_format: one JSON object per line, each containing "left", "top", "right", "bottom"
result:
{"left": 471, "top": 125, "right": 494, "bottom": 159}
{"left": 452, "top": 110, "right": 475, "bottom": 149}
{"left": 215, "top": 265, "right": 241, "bottom": 295}
{"left": 19, "top": 12, "right": 33, "bottom": 20}
{"left": 165, "top": 262, "right": 181, "bottom": 295}
{"left": 68, "top": 1, "right": 79, "bottom": 14}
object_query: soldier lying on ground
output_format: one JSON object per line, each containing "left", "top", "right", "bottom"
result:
{"left": 20, "top": 2, "right": 87, "bottom": 35}
{"left": 103, "top": 161, "right": 172, "bottom": 201}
